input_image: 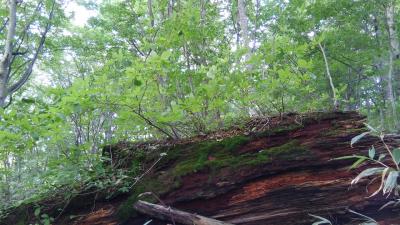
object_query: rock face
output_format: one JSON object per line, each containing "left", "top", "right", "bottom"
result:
{"left": 2, "top": 112, "right": 400, "bottom": 225}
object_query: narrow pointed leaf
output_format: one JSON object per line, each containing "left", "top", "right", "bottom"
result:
{"left": 351, "top": 132, "right": 369, "bottom": 147}
{"left": 383, "top": 171, "right": 399, "bottom": 195}
{"left": 350, "top": 157, "right": 367, "bottom": 170}
{"left": 352, "top": 167, "right": 384, "bottom": 185}
{"left": 392, "top": 148, "right": 400, "bottom": 165}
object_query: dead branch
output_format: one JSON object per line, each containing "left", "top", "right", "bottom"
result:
{"left": 133, "top": 200, "right": 234, "bottom": 225}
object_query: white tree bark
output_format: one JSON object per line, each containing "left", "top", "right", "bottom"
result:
{"left": 0, "top": 0, "right": 56, "bottom": 108}
{"left": 148, "top": 0, "right": 154, "bottom": 27}
{"left": 168, "top": 0, "right": 174, "bottom": 17}
{"left": 237, "top": 0, "right": 249, "bottom": 47}
{"left": 318, "top": 42, "right": 338, "bottom": 110}
{"left": 0, "top": 0, "right": 17, "bottom": 108}
{"left": 385, "top": 0, "right": 399, "bottom": 129}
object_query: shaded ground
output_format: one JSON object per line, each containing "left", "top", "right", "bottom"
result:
{"left": 2, "top": 111, "right": 400, "bottom": 225}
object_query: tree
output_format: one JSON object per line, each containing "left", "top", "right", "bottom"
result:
{"left": 0, "top": 0, "right": 56, "bottom": 108}
{"left": 384, "top": 0, "right": 399, "bottom": 129}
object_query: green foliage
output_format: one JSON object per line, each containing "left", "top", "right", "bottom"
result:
{"left": 33, "top": 206, "right": 54, "bottom": 225}
{"left": 338, "top": 125, "right": 400, "bottom": 221}
{"left": 1, "top": 0, "right": 400, "bottom": 221}
{"left": 172, "top": 139, "right": 307, "bottom": 176}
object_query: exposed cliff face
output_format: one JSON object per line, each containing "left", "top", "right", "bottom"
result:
{"left": 3, "top": 112, "right": 400, "bottom": 225}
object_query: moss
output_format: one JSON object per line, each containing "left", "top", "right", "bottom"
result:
{"left": 172, "top": 135, "right": 251, "bottom": 176}
{"left": 172, "top": 138, "right": 307, "bottom": 177}
{"left": 118, "top": 136, "right": 308, "bottom": 222}
{"left": 116, "top": 173, "right": 182, "bottom": 222}
{"left": 117, "top": 135, "right": 307, "bottom": 221}
{"left": 220, "top": 136, "right": 251, "bottom": 152}
{"left": 257, "top": 140, "right": 308, "bottom": 160}
{"left": 116, "top": 178, "right": 163, "bottom": 221}
{"left": 211, "top": 140, "right": 308, "bottom": 168}
{"left": 116, "top": 187, "right": 143, "bottom": 221}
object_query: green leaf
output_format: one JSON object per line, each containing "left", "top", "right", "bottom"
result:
{"left": 351, "top": 167, "right": 384, "bottom": 185}
{"left": 143, "top": 220, "right": 153, "bottom": 225}
{"left": 21, "top": 98, "right": 36, "bottom": 104}
{"left": 34, "top": 207, "right": 41, "bottom": 217}
{"left": 350, "top": 157, "right": 367, "bottom": 170}
{"left": 351, "top": 132, "right": 369, "bottom": 147}
{"left": 348, "top": 209, "right": 377, "bottom": 224}
{"left": 161, "top": 51, "right": 171, "bottom": 60}
{"left": 133, "top": 78, "right": 142, "bottom": 86}
{"left": 72, "top": 103, "right": 82, "bottom": 113}
{"left": 368, "top": 146, "right": 375, "bottom": 159}
{"left": 383, "top": 171, "right": 399, "bottom": 195}
{"left": 364, "top": 123, "right": 378, "bottom": 133}
{"left": 333, "top": 155, "right": 365, "bottom": 161}
{"left": 392, "top": 148, "right": 400, "bottom": 165}
{"left": 309, "top": 214, "right": 332, "bottom": 225}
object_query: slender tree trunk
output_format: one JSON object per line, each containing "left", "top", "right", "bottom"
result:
{"left": 386, "top": 53, "right": 398, "bottom": 128}
{"left": 318, "top": 42, "right": 338, "bottom": 110}
{"left": 253, "top": 0, "right": 260, "bottom": 51}
{"left": 372, "top": 14, "right": 389, "bottom": 128}
{"left": 200, "top": 0, "right": 206, "bottom": 23}
{"left": 148, "top": 0, "right": 154, "bottom": 27}
{"left": 168, "top": 0, "right": 174, "bottom": 17}
{"left": 0, "top": 0, "right": 17, "bottom": 108}
{"left": 385, "top": 1, "right": 399, "bottom": 129}
{"left": 237, "top": 0, "right": 249, "bottom": 47}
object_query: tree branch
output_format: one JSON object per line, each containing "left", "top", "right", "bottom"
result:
{"left": 318, "top": 42, "right": 338, "bottom": 110}
{"left": 8, "top": 0, "right": 55, "bottom": 94}
{"left": 0, "top": 0, "right": 17, "bottom": 79}
{"left": 0, "top": 18, "right": 9, "bottom": 34}
{"left": 9, "top": 0, "right": 44, "bottom": 72}
{"left": 133, "top": 200, "right": 234, "bottom": 225}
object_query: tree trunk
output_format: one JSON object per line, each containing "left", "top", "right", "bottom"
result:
{"left": 0, "top": 0, "right": 55, "bottom": 108}
{"left": 318, "top": 42, "right": 338, "bottom": 110}
{"left": 385, "top": 1, "right": 399, "bottom": 129}
{"left": 200, "top": 0, "right": 206, "bottom": 23}
{"left": 147, "top": 0, "right": 154, "bottom": 27}
{"left": 0, "top": 0, "right": 17, "bottom": 108}
{"left": 237, "top": 0, "right": 249, "bottom": 47}
{"left": 168, "top": 0, "right": 174, "bottom": 17}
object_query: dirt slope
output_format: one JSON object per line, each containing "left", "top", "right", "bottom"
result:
{"left": 3, "top": 112, "right": 400, "bottom": 225}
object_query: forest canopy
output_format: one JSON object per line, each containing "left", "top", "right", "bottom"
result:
{"left": 0, "top": 0, "right": 399, "bottom": 215}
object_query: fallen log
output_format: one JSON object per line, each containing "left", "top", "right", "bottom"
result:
{"left": 133, "top": 200, "right": 234, "bottom": 225}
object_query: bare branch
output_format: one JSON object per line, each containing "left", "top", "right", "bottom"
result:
{"left": 0, "top": 18, "right": 9, "bottom": 34}
{"left": 3, "top": 94, "right": 12, "bottom": 109}
{"left": 1, "top": 0, "right": 17, "bottom": 76}
{"left": 318, "top": 42, "right": 338, "bottom": 110}
{"left": 0, "top": 0, "right": 17, "bottom": 107}
{"left": 9, "top": 0, "right": 44, "bottom": 70}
